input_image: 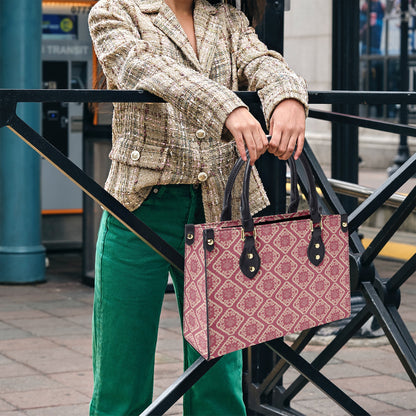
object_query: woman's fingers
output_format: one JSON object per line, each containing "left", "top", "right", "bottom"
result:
{"left": 225, "top": 107, "right": 268, "bottom": 165}
{"left": 268, "top": 99, "right": 306, "bottom": 160}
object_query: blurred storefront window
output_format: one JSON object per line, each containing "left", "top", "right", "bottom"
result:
{"left": 359, "top": 0, "right": 416, "bottom": 119}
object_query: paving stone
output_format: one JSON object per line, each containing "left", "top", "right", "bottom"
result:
{"left": 46, "top": 335, "right": 92, "bottom": 356}
{"left": 30, "top": 299, "right": 90, "bottom": 315}
{"left": 359, "top": 356, "right": 411, "bottom": 376}
{"left": 351, "top": 394, "right": 403, "bottom": 415}
{"left": 156, "top": 337, "right": 183, "bottom": 352}
{"left": 290, "top": 401, "right": 323, "bottom": 416}
{"left": 49, "top": 372, "right": 93, "bottom": 396}
{"left": 159, "top": 317, "right": 182, "bottom": 330}
{"left": 63, "top": 314, "right": 92, "bottom": 328}
{"left": 7, "top": 317, "right": 90, "bottom": 338}
{"left": 0, "top": 338, "right": 57, "bottom": 352}
{"left": 0, "top": 285, "right": 44, "bottom": 298}
{"left": 0, "top": 328, "right": 32, "bottom": 342}
{"left": 369, "top": 390, "right": 416, "bottom": 410}
{"left": 321, "top": 362, "right": 378, "bottom": 379}
{"left": 0, "top": 397, "right": 15, "bottom": 412}
{"left": 336, "top": 346, "right": 395, "bottom": 364}
{"left": 154, "top": 362, "right": 184, "bottom": 379}
{"left": 157, "top": 327, "right": 183, "bottom": 341}
{"left": 0, "top": 362, "right": 37, "bottom": 378}
{"left": 3, "top": 347, "right": 92, "bottom": 374}
{"left": 0, "top": 309, "right": 51, "bottom": 321}
{"left": 336, "top": 374, "right": 413, "bottom": 395}
{"left": 0, "top": 375, "right": 62, "bottom": 394}
{"left": 24, "top": 403, "right": 90, "bottom": 416}
{"left": 155, "top": 352, "right": 182, "bottom": 365}
{"left": 291, "top": 396, "right": 350, "bottom": 416}
{"left": 1, "top": 387, "right": 89, "bottom": 410}
{"left": 0, "top": 355, "right": 11, "bottom": 366}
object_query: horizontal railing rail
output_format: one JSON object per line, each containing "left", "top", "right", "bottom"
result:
{"left": 287, "top": 174, "right": 416, "bottom": 210}
{"left": 3, "top": 88, "right": 416, "bottom": 103}
{"left": 0, "top": 88, "right": 415, "bottom": 416}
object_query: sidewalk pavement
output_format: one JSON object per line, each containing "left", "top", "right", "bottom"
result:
{"left": 0, "top": 168, "right": 415, "bottom": 416}
{"left": 0, "top": 251, "right": 415, "bottom": 416}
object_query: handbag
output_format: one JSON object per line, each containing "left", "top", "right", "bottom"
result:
{"left": 183, "top": 153, "right": 351, "bottom": 360}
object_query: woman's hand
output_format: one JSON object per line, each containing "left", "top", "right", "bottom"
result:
{"left": 225, "top": 107, "right": 268, "bottom": 165}
{"left": 268, "top": 99, "right": 306, "bottom": 160}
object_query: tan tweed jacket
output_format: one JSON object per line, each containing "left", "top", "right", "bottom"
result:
{"left": 88, "top": 0, "right": 308, "bottom": 222}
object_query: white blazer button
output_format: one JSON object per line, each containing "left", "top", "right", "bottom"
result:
{"left": 131, "top": 150, "right": 140, "bottom": 161}
{"left": 197, "top": 172, "right": 208, "bottom": 182}
{"left": 195, "top": 129, "right": 206, "bottom": 139}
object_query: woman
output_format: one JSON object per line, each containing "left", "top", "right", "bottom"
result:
{"left": 88, "top": 0, "right": 308, "bottom": 414}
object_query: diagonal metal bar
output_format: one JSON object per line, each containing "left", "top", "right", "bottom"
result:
{"left": 282, "top": 306, "right": 372, "bottom": 404}
{"left": 360, "top": 186, "right": 416, "bottom": 266}
{"left": 309, "top": 108, "right": 416, "bottom": 136}
{"left": 386, "top": 253, "right": 416, "bottom": 293}
{"left": 361, "top": 282, "right": 416, "bottom": 385}
{"left": 248, "top": 329, "right": 318, "bottom": 400}
{"left": 301, "top": 143, "right": 366, "bottom": 256}
{"left": 302, "top": 142, "right": 346, "bottom": 215}
{"left": 5, "top": 111, "right": 184, "bottom": 273}
{"left": 259, "top": 329, "right": 318, "bottom": 397}
{"left": 140, "top": 357, "right": 220, "bottom": 416}
{"left": 265, "top": 338, "right": 370, "bottom": 416}
{"left": 387, "top": 304, "right": 416, "bottom": 366}
{"left": 348, "top": 152, "right": 416, "bottom": 233}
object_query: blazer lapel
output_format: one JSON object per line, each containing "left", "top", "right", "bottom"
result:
{"left": 140, "top": 0, "right": 202, "bottom": 71}
{"left": 193, "top": 0, "right": 220, "bottom": 75}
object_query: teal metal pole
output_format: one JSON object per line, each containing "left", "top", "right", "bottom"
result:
{"left": 0, "top": 0, "right": 45, "bottom": 282}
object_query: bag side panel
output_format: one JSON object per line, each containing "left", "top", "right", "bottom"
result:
{"left": 183, "top": 225, "right": 209, "bottom": 360}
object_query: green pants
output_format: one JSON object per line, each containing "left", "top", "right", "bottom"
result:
{"left": 90, "top": 184, "right": 247, "bottom": 416}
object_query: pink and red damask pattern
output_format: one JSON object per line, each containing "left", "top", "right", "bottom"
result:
{"left": 183, "top": 211, "right": 351, "bottom": 360}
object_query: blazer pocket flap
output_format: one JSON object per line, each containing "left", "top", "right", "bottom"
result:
{"left": 109, "top": 141, "right": 169, "bottom": 170}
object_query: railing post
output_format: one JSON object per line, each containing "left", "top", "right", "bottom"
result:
{"left": 0, "top": 0, "right": 45, "bottom": 283}
{"left": 388, "top": 0, "right": 411, "bottom": 175}
{"left": 244, "top": 2, "right": 287, "bottom": 414}
{"left": 331, "top": 0, "right": 360, "bottom": 214}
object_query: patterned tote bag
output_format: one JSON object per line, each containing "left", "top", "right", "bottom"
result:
{"left": 183, "top": 153, "right": 350, "bottom": 360}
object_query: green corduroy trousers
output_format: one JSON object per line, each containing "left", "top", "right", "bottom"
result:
{"left": 89, "top": 184, "right": 247, "bottom": 416}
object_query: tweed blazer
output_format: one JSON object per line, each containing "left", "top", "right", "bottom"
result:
{"left": 88, "top": 0, "right": 308, "bottom": 222}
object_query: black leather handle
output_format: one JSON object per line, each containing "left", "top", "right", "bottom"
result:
{"left": 287, "top": 156, "right": 300, "bottom": 213}
{"left": 240, "top": 152, "right": 321, "bottom": 233}
{"left": 220, "top": 155, "right": 247, "bottom": 221}
{"left": 221, "top": 148, "right": 300, "bottom": 221}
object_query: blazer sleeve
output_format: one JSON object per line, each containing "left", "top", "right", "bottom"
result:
{"left": 88, "top": 0, "right": 246, "bottom": 140}
{"left": 227, "top": 7, "right": 309, "bottom": 128}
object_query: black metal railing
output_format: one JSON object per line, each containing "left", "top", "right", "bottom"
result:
{"left": 0, "top": 89, "right": 415, "bottom": 416}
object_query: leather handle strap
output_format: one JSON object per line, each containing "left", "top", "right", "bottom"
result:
{"left": 221, "top": 143, "right": 300, "bottom": 221}
{"left": 240, "top": 152, "right": 321, "bottom": 232}
{"left": 220, "top": 155, "right": 247, "bottom": 221}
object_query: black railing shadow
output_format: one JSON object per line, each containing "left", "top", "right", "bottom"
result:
{"left": 0, "top": 89, "right": 415, "bottom": 416}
